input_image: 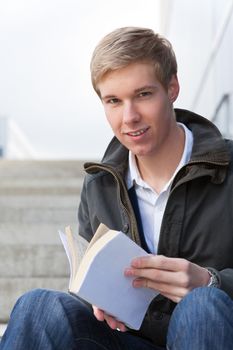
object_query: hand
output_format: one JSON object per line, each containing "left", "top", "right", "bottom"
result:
{"left": 92, "top": 305, "right": 127, "bottom": 332}
{"left": 124, "top": 255, "right": 210, "bottom": 303}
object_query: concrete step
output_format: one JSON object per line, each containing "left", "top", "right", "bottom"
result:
{"left": 0, "top": 324, "right": 7, "bottom": 338}
{"left": 0, "top": 244, "right": 69, "bottom": 277}
{"left": 0, "top": 174, "right": 83, "bottom": 188}
{"left": 0, "top": 277, "right": 70, "bottom": 322}
{"left": 0, "top": 159, "right": 85, "bottom": 194}
{"left": 0, "top": 195, "right": 81, "bottom": 208}
{"left": 0, "top": 223, "right": 78, "bottom": 245}
{"left": 0, "top": 182, "right": 83, "bottom": 195}
{"left": 0, "top": 159, "right": 87, "bottom": 323}
{"left": 0, "top": 159, "right": 86, "bottom": 178}
{"left": 0, "top": 205, "right": 78, "bottom": 223}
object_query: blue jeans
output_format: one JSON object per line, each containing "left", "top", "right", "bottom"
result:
{"left": 167, "top": 287, "right": 233, "bottom": 350}
{"left": 0, "top": 287, "right": 233, "bottom": 349}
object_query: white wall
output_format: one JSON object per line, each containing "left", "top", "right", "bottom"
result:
{"left": 0, "top": 0, "right": 161, "bottom": 160}
{"left": 161, "top": 0, "right": 233, "bottom": 138}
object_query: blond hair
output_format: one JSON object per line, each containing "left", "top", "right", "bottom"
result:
{"left": 90, "top": 26, "right": 177, "bottom": 95}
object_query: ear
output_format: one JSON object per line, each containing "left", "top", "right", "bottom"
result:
{"left": 168, "top": 75, "right": 180, "bottom": 103}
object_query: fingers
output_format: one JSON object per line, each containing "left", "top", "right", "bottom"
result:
{"left": 125, "top": 267, "right": 179, "bottom": 285}
{"left": 133, "top": 277, "right": 188, "bottom": 301}
{"left": 130, "top": 255, "right": 190, "bottom": 272}
{"left": 104, "top": 314, "right": 127, "bottom": 332}
{"left": 125, "top": 256, "right": 211, "bottom": 303}
{"left": 126, "top": 266, "right": 194, "bottom": 289}
{"left": 92, "top": 306, "right": 105, "bottom": 321}
{"left": 92, "top": 306, "right": 127, "bottom": 332}
{"left": 126, "top": 255, "right": 204, "bottom": 289}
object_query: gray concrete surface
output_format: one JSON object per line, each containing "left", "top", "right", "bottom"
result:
{"left": 0, "top": 160, "right": 88, "bottom": 322}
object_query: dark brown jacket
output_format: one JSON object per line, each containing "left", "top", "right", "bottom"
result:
{"left": 78, "top": 109, "right": 233, "bottom": 346}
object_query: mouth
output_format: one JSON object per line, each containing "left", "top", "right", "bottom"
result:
{"left": 126, "top": 127, "right": 149, "bottom": 137}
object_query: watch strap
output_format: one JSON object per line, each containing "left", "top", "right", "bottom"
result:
{"left": 206, "top": 267, "right": 221, "bottom": 288}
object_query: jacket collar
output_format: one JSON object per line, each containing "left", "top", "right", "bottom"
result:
{"left": 85, "top": 109, "right": 230, "bottom": 179}
{"left": 175, "top": 108, "right": 230, "bottom": 165}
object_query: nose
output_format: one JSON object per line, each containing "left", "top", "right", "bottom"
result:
{"left": 122, "top": 102, "right": 140, "bottom": 124}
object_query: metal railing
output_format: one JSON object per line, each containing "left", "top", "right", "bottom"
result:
{"left": 0, "top": 117, "right": 36, "bottom": 159}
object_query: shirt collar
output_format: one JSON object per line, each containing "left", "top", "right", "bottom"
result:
{"left": 126, "top": 122, "right": 194, "bottom": 191}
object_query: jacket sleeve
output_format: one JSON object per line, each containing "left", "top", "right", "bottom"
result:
{"left": 77, "top": 176, "right": 94, "bottom": 243}
{"left": 219, "top": 269, "right": 233, "bottom": 299}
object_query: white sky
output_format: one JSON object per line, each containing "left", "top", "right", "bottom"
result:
{"left": 0, "top": 0, "right": 161, "bottom": 159}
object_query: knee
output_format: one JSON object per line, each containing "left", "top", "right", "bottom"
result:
{"left": 167, "top": 287, "right": 233, "bottom": 348}
{"left": 12, "top": 289, "right": 71, "bottom": 321}
{"left": 16, "top": 288, "right": 63, "bottom": 306}
{"left": 16, "top": 288, "right": 51, "bottom": 303}
{"left": 14, "top": 288, "right": 49, "bottom": 311}
{"left": 168, "top": 287, "right": 232, "bottom": 335}
{"left": 181, "top": 287, "right": 230, "bottom": 317}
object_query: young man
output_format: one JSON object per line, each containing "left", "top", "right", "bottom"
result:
{"left": 1, "top": 27, "right": 233, "bottom": 350}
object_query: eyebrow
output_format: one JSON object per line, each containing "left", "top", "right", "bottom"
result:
{"left": 101, "top": 94, "right": 117, "bottom": 101}
{"left": 134, "top": 85, "right": 157, "bottom": 94}
{"left": 101, "top": 85, "right": 158, "bottom": 101}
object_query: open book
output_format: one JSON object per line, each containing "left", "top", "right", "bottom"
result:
{"left": 59, "top": 225, "right": 158, "bottom": 330}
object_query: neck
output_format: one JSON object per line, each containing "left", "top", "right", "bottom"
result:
{"left": 136, "top": 123, "right": 185, "bottom": 193}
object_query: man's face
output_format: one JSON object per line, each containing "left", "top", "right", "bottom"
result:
{"left": 98, "top": 61, "right": 179, "bottom": 159}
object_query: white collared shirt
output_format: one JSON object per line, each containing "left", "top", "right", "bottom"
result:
{"left": 125, "top": 123, "right": 193, "bottom": 254}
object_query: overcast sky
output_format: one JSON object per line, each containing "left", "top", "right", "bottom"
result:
{"left": 0, "top": 0, "right": 161, "bottom": 159}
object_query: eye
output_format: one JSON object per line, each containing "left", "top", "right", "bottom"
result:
{"left": 138, "top": 91, "right": 152, "bottom": 98}
{"left": 107, "top": 98, "right": 120, "bottom": 104}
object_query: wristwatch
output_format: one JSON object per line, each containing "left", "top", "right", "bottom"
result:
{"left": 206, "top": 267, "right": 221, "bottom": 288}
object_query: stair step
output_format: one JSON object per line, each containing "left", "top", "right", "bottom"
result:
{"left": 0, "top": 160, "right": 85, "bottom": 178}
{"left": 0, "top": 244, "right": 69, "bottom": 277}
{"left": 0, "top": 195, "right": 81, "bottom": 208}
{"left": 0, "top": 223, "right": 78, "bottom": 245}
{"left": 0, "top": 185, "right": 82, "bottom": 195}
{"left": 0, "top": 277, "right": 70, "bottom": 322}
{"left": 0, "top": 159, "right": 88, "bottom": 323}
{"left": 0, "top": 324, "right": 7, "bottom": 338}
{"left": 0, "top": 206, "right": 78, "bottom": 223}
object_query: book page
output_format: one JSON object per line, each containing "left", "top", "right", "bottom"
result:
{"left": 59, "top": 230, "right": 73, "bottom": 288}
{"left": 72, "top": 230, "right": 158, "bottom": 330}
{"left": 59, "top": 228, "right": 80, "bottom": 289}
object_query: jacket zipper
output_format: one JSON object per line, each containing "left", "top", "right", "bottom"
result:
{"left": 85, "top": 163, "right": 141, "bottom": 245}
{"left": 86, "top": 158, "right": 228, "bottom": 250}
